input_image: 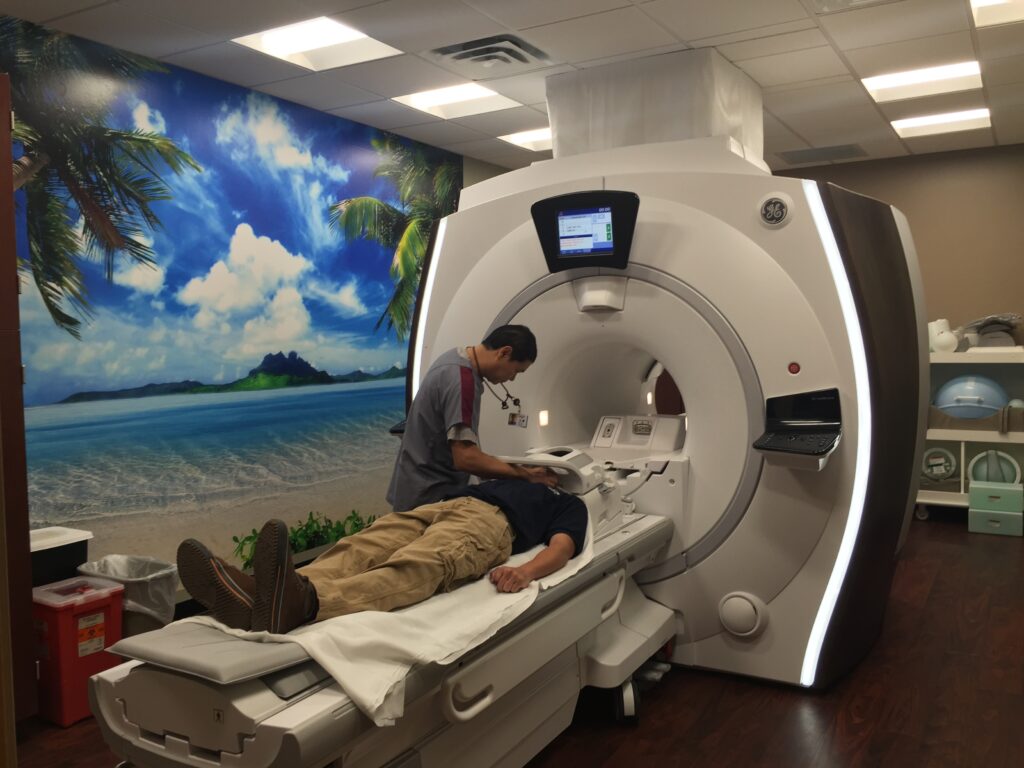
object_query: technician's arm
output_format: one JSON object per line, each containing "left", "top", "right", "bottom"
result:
{"left": 450, "top": 440, "right": 557, "bottom": 486}
{"left": 489, "top": 533, "right": 576, "bottom": 593}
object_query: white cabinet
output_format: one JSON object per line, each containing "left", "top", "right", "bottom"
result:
{"left": 916, "top": 350, "right": 1024, "bottom": 513}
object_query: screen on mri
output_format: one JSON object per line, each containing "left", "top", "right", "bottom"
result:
{"left": 557, "top": 207, "right": 614, "bottom": 256}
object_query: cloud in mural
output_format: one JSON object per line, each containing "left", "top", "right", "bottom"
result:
{"left": 238, "top": 287, "right": 312, "bottom": 359}
{"left": 132, "top": 100, "right": 167, "bottom": 134}
{"left": 307, "top": 277, "right": 369, "bottom": 318}
{"left": 115, "top": 261, "right": 166, "bottom": 295}
{"left": 177, "top": 223, "right": 312, "bottom": 319}
{"left": 215, "top": 95, "right": 349, "bottom": 181}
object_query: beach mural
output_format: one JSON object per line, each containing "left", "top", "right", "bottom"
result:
{"left": 4, "top": 17, "right": 462, "bottom": 563}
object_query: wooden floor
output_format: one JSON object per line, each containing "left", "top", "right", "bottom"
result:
{"left": 16, "top": 511, "right": 1024, "bottom": 768}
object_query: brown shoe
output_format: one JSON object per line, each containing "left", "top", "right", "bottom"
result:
{"left": 176, "top": 539, "right": 254, "bottom": 630}
{"left": 251, "top": 520, "right": 318, "bottom": 633}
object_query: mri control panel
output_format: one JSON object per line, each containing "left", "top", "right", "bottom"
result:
{"left": 591, "top": 414, "right": 686, "bottom": 453}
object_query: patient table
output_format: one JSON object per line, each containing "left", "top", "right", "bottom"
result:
{"left": 92, "top": 468, "right": 674, "bottom": 768}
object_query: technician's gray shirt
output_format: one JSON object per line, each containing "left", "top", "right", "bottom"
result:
{"left": 386, "top": 348, "right": 483, "bottom": 511}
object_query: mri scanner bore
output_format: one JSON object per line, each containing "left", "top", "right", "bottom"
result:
{"left": 90, "top": 138, "right": 926, "bottom": 768}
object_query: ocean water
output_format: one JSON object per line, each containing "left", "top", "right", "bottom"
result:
{"left": 25, "top": 380, "right": 405, "bottom": 526}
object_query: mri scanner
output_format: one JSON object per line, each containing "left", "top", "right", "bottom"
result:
{"left": 90, "top": 136, "right": 927, "bottom": 768}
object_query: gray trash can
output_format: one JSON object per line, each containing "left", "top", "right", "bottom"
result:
{"left": 79, "top": 555, "right": 178, "bottom": 636}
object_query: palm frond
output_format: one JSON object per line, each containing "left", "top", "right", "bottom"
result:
{"left": 432, "top": 161, "right": 461, "bottom": 216}
{"left": 3, "top": 16, "right": 203, "bottom": 335}
{"left": 328, "top": 197, "right": 408, "bottom": 247}
{"left": 375, "top": 273, "right": 418, "bottom": 341}
{"left": 24, "top": 180, "right": 91, "bottom": 338}
{"left": 390, "top": 221, "right": 427, "bottom": 283}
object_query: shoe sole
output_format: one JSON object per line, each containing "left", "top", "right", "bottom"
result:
{"left": 177, "top": 539, "right": 253, "bottom": 630}
{"left": 252, "top": 520, "right": 289, "bottom": 633}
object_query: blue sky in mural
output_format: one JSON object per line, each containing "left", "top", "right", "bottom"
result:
{"left": 18, "top": 63, "right": 453, "bottom": 406}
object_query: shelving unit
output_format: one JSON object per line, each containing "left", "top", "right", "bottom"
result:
{"left": 916, "top": 349, "right": 1024, "bottom": 516}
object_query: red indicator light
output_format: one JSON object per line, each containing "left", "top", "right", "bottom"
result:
{"left": 788, "top": 362, "right": 801, "bottom": 375}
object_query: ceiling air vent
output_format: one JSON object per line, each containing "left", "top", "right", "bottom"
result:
{"left": 425, "top": 35, "right": 553, "bottom": 78}
{"left": 777, "top": 144, "right": 868, "bottom": 165}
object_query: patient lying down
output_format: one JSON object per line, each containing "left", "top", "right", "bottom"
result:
{"left": 177, "top": 479, "right": 588, "bottom": 634}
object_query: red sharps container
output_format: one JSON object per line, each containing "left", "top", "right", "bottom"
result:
{"left": 32, "top": 575, "right": 125, "bottom": 726}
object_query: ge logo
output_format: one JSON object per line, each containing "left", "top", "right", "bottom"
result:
{"left": 761, "top": 198, "right": 788, "bottom": 225}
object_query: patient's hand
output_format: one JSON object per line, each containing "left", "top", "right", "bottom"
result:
{"left": 520, "top": 465, "right": 558, "bottom": 488}
{"left": 490, "top": 565, "right": 532, "bottom": 593}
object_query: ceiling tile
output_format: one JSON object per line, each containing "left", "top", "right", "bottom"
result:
{"left": 762, "top": 73, "right": 852, "bottom": 94}
{"left": 877, "top": 90, "right": 988, "bottom": 122}
{"left": 690, "top": 20, "right": 817, "bottom": 48}
{"left": 817, "top": 0, "right": 970, "bottom": 52}
{"left": 481, "top": 66, "right": 577, "bottom": 105}
{"left": 163, "top": 42, "right": 309, "bottom": 88}
{"left": 989, "top": 81, "right": 1024, "bottom": 110}
{"left": 976, "top": 22, "right": 1024, "bottom": 62}
{"left": 255, "top": 71, "right": 380, "bottom": 110}
{"left": 992, "top": 102, "right": 1024, "bottom": 144}
{"left": 327, "top": 99, "right": 439, "bottom": 130}
{"left": 445, "top": 136, "right": 521, "bottom": 156}
{"left": 763, "top": 78, "right": 870, "bottom": 117}
{"left": 295, "top": 1, "right": 391, "bottom": 14}
{"left": 452, "top": 106, "right": 548, "bottom": 135}
{"left": 330, "top": 54, "right": 465, "bottom": 97}
{"left": 493, "top": 153, "right": 546, "bottom": 170}
{"left": 844, "top": 31, "right": 976, "bottom": 80}
{"left": 834, "top": 137, "right": 907, "bottom": 163}
{"left": 392, "top": 121, "right": 489, "bottom": 147}
{"left": 716, "top": 28, "right": 828, "bottom": 63}
{"left": 982, "top": 54, "right": 1024, "bottom": 88}
{"left": 780, "top": 104, "right": 895, "bottom": 146}
{"left": 843, "top": 137, "right": 909, "bottom": 162}
{"left": 123, "top": 0, "right": 305, "bottom": 39}
{"left": 1, "top": 0, "right": 107, "bottom": 23}
{"left": 641, "top": 0, "right": 809, "bottom": 43}
{"left": 903, "top": 127, "right": 994, "bottom": 155}
{"left": 576, "top": 42, "right": 691, "bottom": 69}
{"left": 518, "top": 7, "right": 678, "bottom": 64}
{"left": 736, "top": 46, "right": 849, "bottom": 88}
{"left": 444, "top": 136, "right": 544, "bottom": 168}
{"left": 990, "top": 82, "right": 1024, "bottom": 145}
{"left": 463, "top": 0, "right": 630, "bottom": 30}
{"left": 763, "top": 111, "right": 811, "bottom": 151}
{"left": 334, "top": 0, "right": 508, "bottom": 53}
{"left": 42, "top": 2, "right": 221, "bottom": 58}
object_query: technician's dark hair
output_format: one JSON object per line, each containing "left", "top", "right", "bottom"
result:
{"left": 482, "top": 325, "right": 537, "bottom": 362}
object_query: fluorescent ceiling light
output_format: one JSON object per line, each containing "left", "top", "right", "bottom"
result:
{"left": 498, "top": 127, "right": 552, "bottom": 151}
{"left": 862, "top": 61, "right": 982, "bottom": 103}
{"left": 234, "top": 17, "right": 401, "bottom": 71}
{"left": 971, "top": 0, "right": 1024, "bottom": 27}
{"left": 393, "top": 84, "right": 521, "bottom": 119}
{"left": 891, "top": 108, "right": 991, "bottom": 138}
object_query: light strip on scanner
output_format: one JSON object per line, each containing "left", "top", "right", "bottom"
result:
{"left": 411, "top": 217, "right": 447, "bottom": 400}
{"left": 799, "top": 180, "right": 873, "bottom": 687}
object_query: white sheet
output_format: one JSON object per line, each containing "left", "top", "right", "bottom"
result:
{"left": 184, "top": 521, "right": 593, "bottom": 726}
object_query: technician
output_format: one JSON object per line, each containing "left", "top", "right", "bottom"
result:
{"left": 386, "top": 324, "right": 556, "bottom": 511}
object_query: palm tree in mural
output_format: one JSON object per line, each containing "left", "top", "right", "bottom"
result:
{"left": 329, "top": 135, "right": 460, "bottom": 341}
{"left": 1, "top": 16, "right": 201, "bottom": 338}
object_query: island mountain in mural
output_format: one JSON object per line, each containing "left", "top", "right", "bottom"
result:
{"left": 59, "top": 352, "right": 404, "bottom": 403}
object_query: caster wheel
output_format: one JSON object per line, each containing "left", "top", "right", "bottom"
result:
{"left": 614, "top": 679, "right": 640, "bottom": 724}
{"left": 914, "top": 505, "right": 930, "bottom": 521}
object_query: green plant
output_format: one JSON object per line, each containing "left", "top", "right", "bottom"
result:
{"left": 231, "top": 510, "right": 373, "bottom": 571}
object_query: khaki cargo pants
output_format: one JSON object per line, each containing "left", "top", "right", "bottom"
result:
{"left": 299, "top": 497, "right": 513, "bottom": 620}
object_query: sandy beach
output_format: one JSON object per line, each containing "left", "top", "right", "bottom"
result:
{"left": 81, "top": 466, "right": 395, "bottom": 568}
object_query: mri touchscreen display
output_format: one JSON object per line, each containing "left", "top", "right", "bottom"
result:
{"left": 558, "top": 207, "right": 613, "bottom": 256}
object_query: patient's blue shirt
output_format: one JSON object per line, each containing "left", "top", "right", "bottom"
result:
{"left": 454, "top": 480, "right": 587, "bottom": 556}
